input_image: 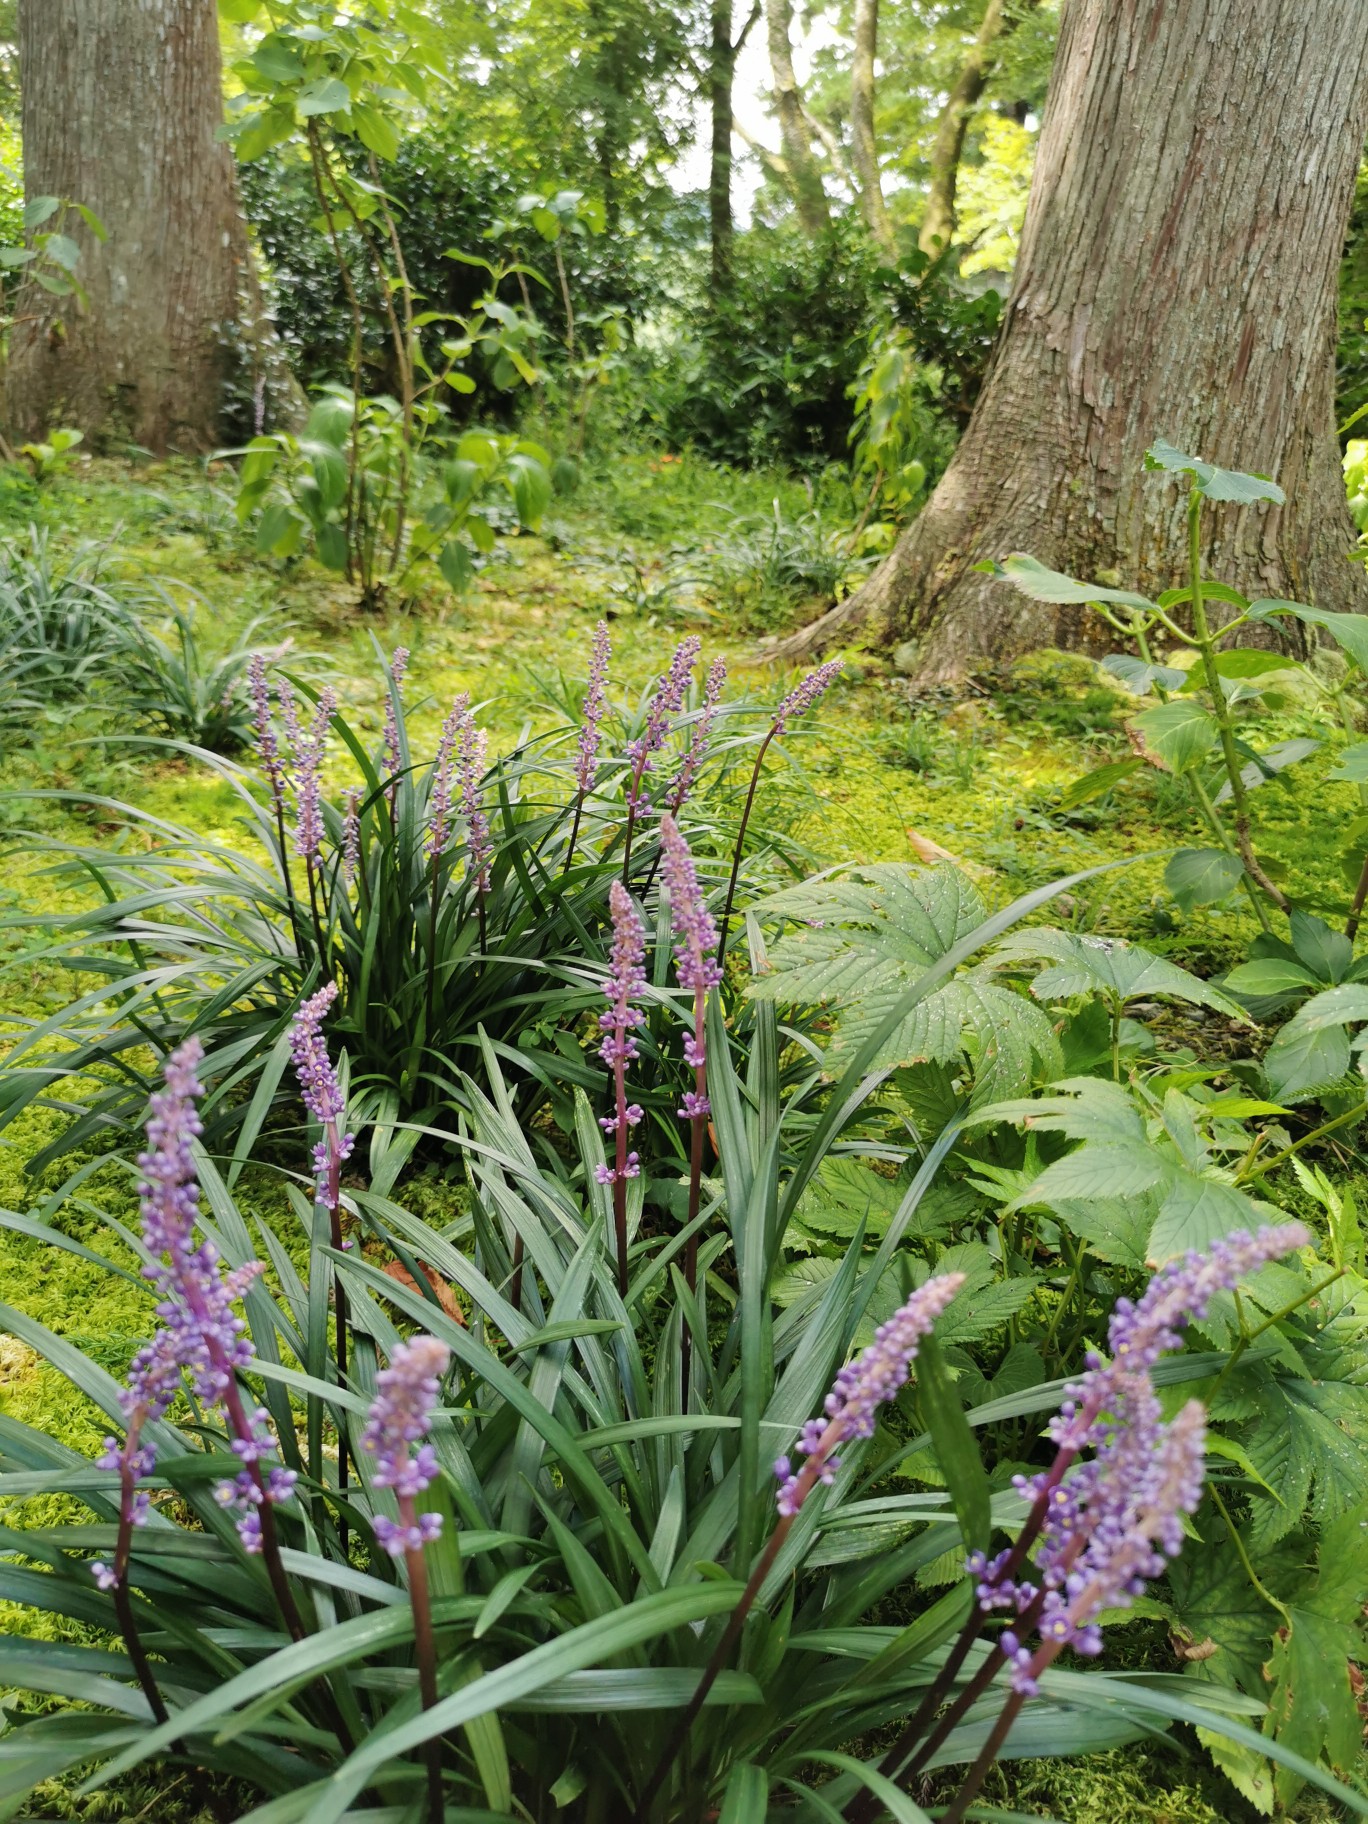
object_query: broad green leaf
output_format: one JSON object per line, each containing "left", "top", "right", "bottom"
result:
{"left": 1166, "top": 848, "right": 1244, "bottom": 910}
{"left": 252, "top": 36, "right": 303, "bottom": 82}
{"left": 1128, "top": 700, "right": 1219, "bottom": 773}
{"left": 993, "top": 553, "right": 1157, "bottom": 612}
{"left": 1147, "top": 1172, "right": 1261, "bottom": 1264}
{"left": 1145, "top": 439, "right": 1284, "bottom": 505}
{"left": 1329, "top": 743, "right": 1368, "bottom": 782}
{"left": 23, "top": 196, "right": 60, "bottom": 229}
{"left": 1212, "top": 738, "right": 1320, "bottom": 804}
{"left": 297, "top": 77, "right": 352, "bottom": 117}
{"left": 1100, "top": 653, "right": 1186, "bottom": 694}
{"left": 1223, "top": 958, "right": 1320, "bottom": 998}
{"left": 994, "top": 928, "right": 1248, "bottom": 1020}
{"left": 1248, "top": 599, "right": 1368, "bottom": 672}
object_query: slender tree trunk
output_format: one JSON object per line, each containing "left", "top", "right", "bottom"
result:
{"left": 710, "top": 0, "right": 738, "bottom": 289}
{"left": 772, "top": 0, "right": 1368, "bottom": 677}
{"left": 850, "top": 0, "right": 895, "bottom": 257}
{"left": 766, "top": 0, "right": 828, "bottom": 233}
{"left": 920, "top": 0, "right": 1041, "bottom": 255}
{"left": 6, "top": 0, "right": 287, "bottom": 454}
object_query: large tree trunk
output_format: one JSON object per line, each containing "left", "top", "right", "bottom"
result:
{"left": 776, "top": 0, "right": 1368, "bottom": 678}
{"left": 6, "top": 0, "right": 271, "bottom": 454}
{"left": 919, "top": 0, "right": 1040, "bottom": 255}
{"left": 765, "top": 0, "right": 828, "bottom": 233}
{"left": 709, "top": 1, "right": 761, "bottom": 291}
{"left": 850, "top": 0, "right": 895, "bottom": 257}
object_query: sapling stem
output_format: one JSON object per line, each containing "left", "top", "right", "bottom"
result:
{"left": 1184, "top": 486, "right": 1283, "bottom": 925}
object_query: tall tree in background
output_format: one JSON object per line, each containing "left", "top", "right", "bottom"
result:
{"left": 765, "top": 0, "right": 828, "bottom": 232}
{"left": 776, "top": 0, "right": 1368, "bottom": 676}
{"left": 709, "top": 0, "right": 761, "bottom": 288}
{"left": 6, "top": 0, "right": 270, "bottom": 453}
{"left": 919, "top": 0, "right": 1040, "bottom": 254}
{"left": 850, "top": 0, "right": 895, "bottom": 255}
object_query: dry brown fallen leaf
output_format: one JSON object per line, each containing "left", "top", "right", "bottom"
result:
{"left": 380, "top": 1258, "right": 466, "bottom": 1325}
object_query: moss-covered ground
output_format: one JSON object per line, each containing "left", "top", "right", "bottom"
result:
{"left": 0, "top": 452, "right": 1358, "bottom": 1822}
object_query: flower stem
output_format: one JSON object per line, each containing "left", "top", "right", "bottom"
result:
{"left": 400, "top": 1494, "right": 445, "bottom": 1824}
{"left": 718, "top": 727, "right": 776, "bottom": 962}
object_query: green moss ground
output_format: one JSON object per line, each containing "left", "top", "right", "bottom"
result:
{"left": 0, "top": 453, "right": 1358, "bottom": 1821}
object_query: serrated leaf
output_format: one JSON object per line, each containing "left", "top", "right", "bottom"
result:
{"left": 1128, "top": 700, "right": 1219, "bottom": 773}
{"left": 994, "top": 928, "right": 1249, "bottom": 1021}
{"left": 1009, "top": 1142, "right": 1165, "bottom": 1209}
{"left": 1166, "top": 848, "right": 1245, "bottom": 910}
{"left": 1147, "top": 1171, "right": 1262, "bottom": 1264}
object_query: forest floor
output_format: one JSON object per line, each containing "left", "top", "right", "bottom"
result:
{"left": 0, "top": 452, "right": 1352, "bottom": 1823}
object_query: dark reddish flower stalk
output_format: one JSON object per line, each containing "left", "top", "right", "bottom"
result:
{"left": 597, "top": 881, "right": 647, "bottom": 1297}
{"left": 361, "top": 1334, "right": 451, "bottom": 1824}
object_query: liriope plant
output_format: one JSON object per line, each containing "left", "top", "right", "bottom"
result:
{"left": 0, "top": 835, "right": 1362, "bottom": 1822}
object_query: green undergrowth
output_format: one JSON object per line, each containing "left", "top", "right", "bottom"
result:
{"left": 0, "top": 458, "right": 1360, "bottom": 1824}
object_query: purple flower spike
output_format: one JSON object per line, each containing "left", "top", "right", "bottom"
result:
{"left": 426, "top": 692, "right": 470, "bottom": 862}
{"left": 289, "top": 982, "right": 355, "bottom": 1212}
{"left": 361, "top": 1335, "right": 450, "bottom": 1556}
{"left": 625, "top": 636, "right": 701, "bottom": 815}
{"left": 969, "top": 1224, "right": 1308, "bottom": 1697}
{"left": 93, "top": 1040, "right": 295, "bottom": 1582}
{"left": 341, "top": 789, "right": 360, "bottom": 883}
{"left": 248, "top": 655, "right": 287, "bottom": 823}
{"left": 457, "top": 714, "right": 491, "bottom": 894}
{"left": 576, "top": 622, "right": 611, "bottom": 796}
{"left": 775, "top": 1273, "right": 965, "bottom": 1517}
{"left": 291, "top": 688, "right": 336, "bottom": 867}
{"left": 599, "top": 881, "right": 647, "bottom": 1182}
{"left": 382, "top": 647, "right": 410, "bottom": 796}
{"left": 668, "top": 657, "right": 727, "bottom": 816}
{"left": 658, "top": 816, "right": 722, "bottom": 997}
{"left": 773, "top": 660, "right": 842, "bottom": 735}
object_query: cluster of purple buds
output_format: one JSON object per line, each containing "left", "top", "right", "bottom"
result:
{"left": 92, "top": 1040, "right": 296, "bottom": 1584}
{"left": 426, "top": 692, "right": 470, "bottom": 862}
{"left": 596, "top": 881, "right": 647, "bottom": 1184}
{"left": 289, "top": 686, "right": 336, "bottom": 868}
{"left": 668, "top": 657, "right": 727, "bottom": 816}
{"left": 658, "top": 816, "right": 723, "bottom": 1119}
{"left": 382, "top": 647, "right": 410, "bottom": 797}
{"left": 774, "top": 1272, "right": 965, "bottom": 1518}
{"left": 216, "top": 1406, "right": 300, "bottom": 1552}
{"left": 341, "top": 789, "right": 361, "bottom": 883}
{"left": 457, "top": 714, "right": 491, "bottom": 895}
{"left": 575, "top": 621, "right": 611, "bottom": 796}
{"left": 625, "top": 636, "right": 700, "bottom": 814}
{"left": 360, "top": 1334, "right": 450, "bottom": 1556}
{"left": 971, "top": 1224, "right": 1307, "bottom": 1693}
{"left": 288, "top": 982, "right": 355, "bottom": 1214}
{"left": 248, "top": 655, "right": 288, "bottom": 819}
{"left": 772, "top": 660, "right": 842, "bottom": 737}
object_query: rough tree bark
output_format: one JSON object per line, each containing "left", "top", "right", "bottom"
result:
{"left": 772, "top": 0, "right": 1368, "bottom": 678}
{"left": 919, "top": 0, "right": 1041, "bottom": 255}
{"left": 765, "top": 0, "right": 828, "bottom": 233}
{"left": 7, "top": 0, "right": 278, "bottom": 453}
{"left": 850, "top": 0, "right": 896, "bottom": 257}
{"left": 710, "top": 0, "right": 761, "bottom": 290}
